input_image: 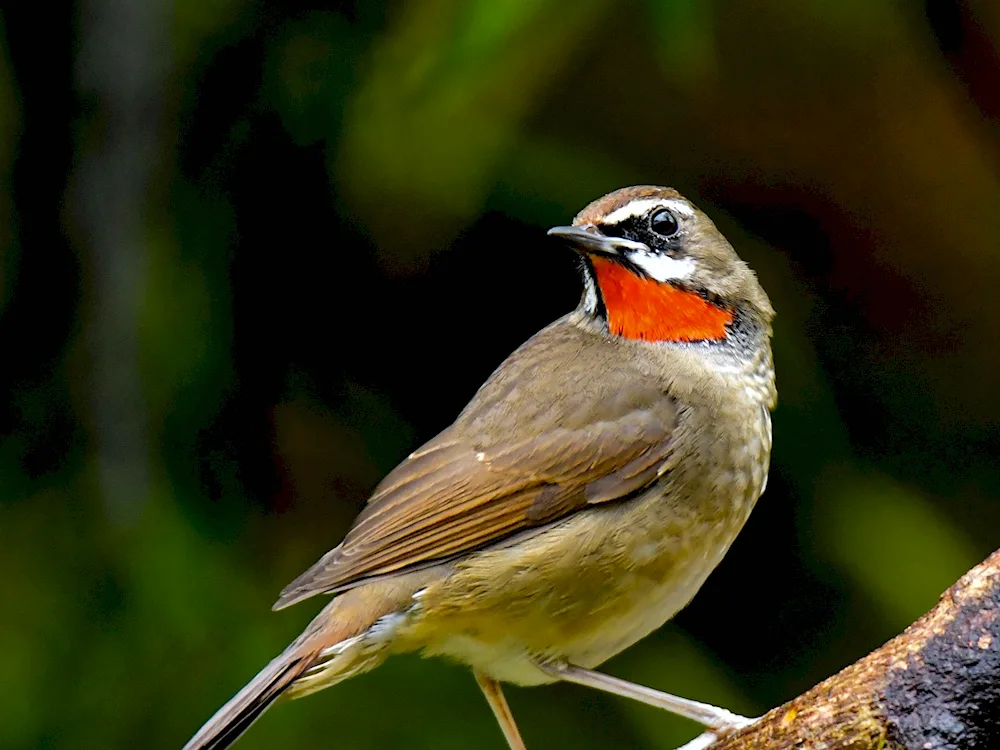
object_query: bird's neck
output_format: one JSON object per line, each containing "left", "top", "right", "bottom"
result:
{"left": 589, "top": 257, "right": 733, "bottom": 343}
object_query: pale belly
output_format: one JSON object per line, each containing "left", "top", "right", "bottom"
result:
{"left": 385, "top": 389, "right": 773, "bottom": 686}
{"left": 423, "top": 548, "right": 730, "bottom": 686}
{"left": 395, "top": 480, "right": 758, "bottom": 686}
{"left": 292, "top": 395, "right": 772, "bottom": 700}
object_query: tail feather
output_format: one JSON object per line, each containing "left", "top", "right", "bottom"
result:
{"left": 183, "top": 586, "right": 414, "bottom": 750}
{"left": 183, "top": 647, "right": 320, "bottom": 750}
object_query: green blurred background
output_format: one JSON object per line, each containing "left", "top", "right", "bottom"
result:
{"left": 2, "top": 1, "right": 1000, "bottom": 748}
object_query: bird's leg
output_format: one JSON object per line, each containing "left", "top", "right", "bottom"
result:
{"left": 474, "top": 670, "right": 527, "bottom": 750}
{"left": 537, "top": 661, "right": 756, "bottom": 736}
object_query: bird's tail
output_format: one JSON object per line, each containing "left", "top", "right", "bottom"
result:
{"left": 182, "top": 642, "right": 321, "bottom": 750}
{"left": 183, "top": 591, "right": 399, "bottom": 750}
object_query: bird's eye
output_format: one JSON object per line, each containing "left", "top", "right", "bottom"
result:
{"left": 649, "top": 208, "right": 679, "bottom": 238}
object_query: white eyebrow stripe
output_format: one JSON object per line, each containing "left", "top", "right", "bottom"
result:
{"left": 602, "top": 199, "right": 665, "bottom": 225}
{"left": 661, "top": 198, "right": 696, "bottom": 218}
{"left": 601, "top": 197, "right": 695, "bottom": 225}
{"left": 626, "top": 251, "right": 697, "bottom": 281}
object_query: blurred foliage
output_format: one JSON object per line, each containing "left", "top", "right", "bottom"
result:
{"left": 1, "top": 1, "right": 1000, "bottom": 748}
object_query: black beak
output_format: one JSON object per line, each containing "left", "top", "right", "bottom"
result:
{"left": 547, "top": 225, "right": 647, "bottom": 257}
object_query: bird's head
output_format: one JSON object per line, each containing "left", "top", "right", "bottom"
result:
{"left": 550, "top": 186, "right": 773, "bottom": 343}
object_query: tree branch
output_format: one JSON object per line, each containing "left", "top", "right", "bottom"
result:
{"left": 711, "top": 548, "right": 1000, "bottom": 749}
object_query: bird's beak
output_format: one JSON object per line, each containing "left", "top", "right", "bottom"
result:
{"left": 547, "top": 225, "right": 647, "bottom": 257}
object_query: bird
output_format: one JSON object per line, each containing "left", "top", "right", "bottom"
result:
{"left": 183, "top": 186, "right": 776, "bottom": 750}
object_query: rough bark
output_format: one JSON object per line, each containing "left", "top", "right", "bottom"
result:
{"left": 713, "top": 548, "right": 1000, "bottom": 749}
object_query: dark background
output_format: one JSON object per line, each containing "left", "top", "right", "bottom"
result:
{"left": 2, "top": 1, "right": 999, "bottom": 748}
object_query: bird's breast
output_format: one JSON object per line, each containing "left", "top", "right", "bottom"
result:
{"left": 396, "top": 341, "right": 775, "bottom": 686}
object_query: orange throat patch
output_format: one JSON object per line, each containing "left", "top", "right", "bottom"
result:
{"left": 590, "top": 257, "right": 733, "bottom": 343}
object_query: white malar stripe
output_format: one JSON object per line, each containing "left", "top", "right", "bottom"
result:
{"left": 627, "top": 250, "right": 697, "bottom": 281}
{"left": 602, "top": 197, "right": 695, "bottom": 226}
{"left": 581, "top": 270, "right": 599, "bottom": 314}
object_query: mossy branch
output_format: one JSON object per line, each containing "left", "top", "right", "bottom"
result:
{"left": 709, "top": 548, "right": 1000, "bottom": 749}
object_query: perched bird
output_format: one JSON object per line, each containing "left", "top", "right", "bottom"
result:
{"left": 184, "top": 186, "right": 776, "bottom": 749}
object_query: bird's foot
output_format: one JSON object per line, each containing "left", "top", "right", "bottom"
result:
{"left": 673, "top": 716, "right": 759, "bottom": 750}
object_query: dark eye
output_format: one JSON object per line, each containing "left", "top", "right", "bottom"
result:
{"left": 649, "top": 208, "right": 679, "bottom": 237}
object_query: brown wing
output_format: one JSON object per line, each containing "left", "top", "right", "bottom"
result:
{"left": 273, "top": 403, "right": 676, "bottom": 610}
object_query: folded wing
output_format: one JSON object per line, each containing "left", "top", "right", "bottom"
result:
{"left": 274, "top": 399, "right": 677, "bottom": 610}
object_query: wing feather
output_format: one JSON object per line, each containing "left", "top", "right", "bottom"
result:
{"left": 274, "top": 403, "right": 676, "bottom": 610}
